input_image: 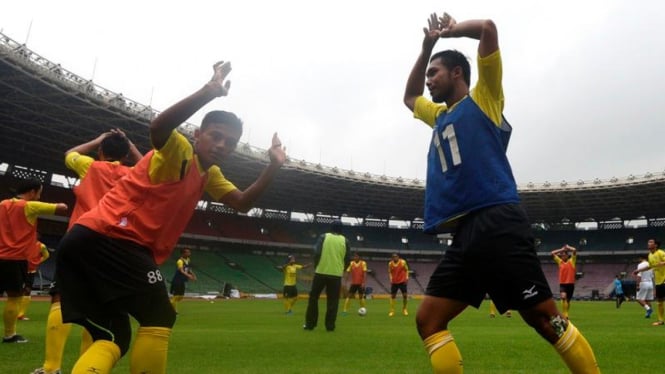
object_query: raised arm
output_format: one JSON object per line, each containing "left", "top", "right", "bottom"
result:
{"left": 218, "top": 132, "right": 286, "bottom": 212}
{"left": 565, "top": 244, "right": 578, "bottom": 255}
{"left": 550, "top": 246, "right": 567, "bottom": 256}
{"left": 150, "top": 61, "right": 232, "bottom": 149}
{"left": 65, "top": 131, "right": 112, "bottom": 156}
{"left": 111, "top": 128, "right": 143, "bottom": 163}
{"left": 404, "top": 13, "right": 443, "bottom": 112}
{"left": 438, "top": 13, "right": 498, "bottom": 58}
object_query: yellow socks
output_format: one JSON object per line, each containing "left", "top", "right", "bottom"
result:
{"left": 343, "top": 298, "right": 350, "bottom": 312}
{"left": 424, "top": 330, "right": 463, "bottom": 373}
{"left": 389, "top": 298, "right": 395, "bottom": 315}
{"left": 17, "top": 295, "right": 31, "bottom": 318}
{"left": 170, "top": 295, "right": 183, "bottom": 312}
{"left": 72, "top": 340, "right": 121, "bottom": 374}
{"left": 130, "top": 327, "right": 171, "bottom": 374}
{"left": 42, "top": 302, "right": 73, "bottom": 372}
{"left": 554, "top": 322, "right": 600, "bottom": 373}
{"left": 561, "top": 299, "right": 569, "bottom": 318}
{"left": 3, "top": 296, "right": 21, "bottom": 337}
{"left": 360, "top": 298, "right": 366, "bottom": 308}
{"left": 658, "top": 302, "right": 664, "bottom": 322}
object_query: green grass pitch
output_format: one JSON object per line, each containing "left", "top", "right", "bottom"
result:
{"left": 1, "top": 298, "right": 661, "bottom": 373}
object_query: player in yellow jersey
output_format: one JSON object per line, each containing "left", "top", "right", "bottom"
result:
{"left": 281, "top": 255, "right": 310, "bottom": 314}
{"left": 635, "top": 239, "right": 665, "bottom": 326}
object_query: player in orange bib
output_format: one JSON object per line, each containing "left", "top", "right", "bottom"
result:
{"left": 55, "top": 61, "right": 286, "bottom": 374}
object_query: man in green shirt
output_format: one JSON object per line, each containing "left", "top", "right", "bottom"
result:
{"left": 304, "top": 221, "right": 350, "bottom": 331}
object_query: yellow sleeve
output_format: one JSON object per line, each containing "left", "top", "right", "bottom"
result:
{"left": 571, "top": 254, "right": 577, "bottom": 267}
{"left": 40, "top": 244, "right": 50, "bottom": 263}
{"left": 295, "top": 264, "right": 303, "bottom": 270}
{"left": 24, "top": 201, "right": 57, "bottom": 225}
{"left": 149, "top": 130, "right": 194, "bottom": 184}
{"left": 362, "top": 261, "right": 367, "bottom": 271}
{"left": 470, "top": 50, "right": 504, "bottom": 127}
{"left": 553, "top": 255, "right": 562, "bottom": 265}
{"left": 65, "top": 152, "right": 95, "bottom": 179}
{"left": 176, "top": 259, "right": 184, "bottom": 270}
{"left": 205, "top": 166, "right": 238, "bottom": 201}
{"left": 413, "top": 96, "right": 447, "bottom": 128}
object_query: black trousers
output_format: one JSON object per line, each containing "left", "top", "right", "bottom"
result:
{"left": 305, "top": 274, "right": 342, "bottom": 331}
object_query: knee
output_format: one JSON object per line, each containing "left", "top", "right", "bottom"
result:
{"left": 416, "top": 308, "right": 445, "bottom": 340}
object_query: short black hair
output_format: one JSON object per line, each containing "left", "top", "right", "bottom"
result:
{"left": 201, "top": 110, "right": 243, "bottom": 132}
{"left": 430, "top": 49, "right": 471, "bottom": 87}
{"left": 330, "top": 220, "right": 343, "bottom": 234}
{"left": 15, "top": 178, "right": 43, "bottom": 195}
{"left": 100, "top": 133, "right": 130, "bottom": 161}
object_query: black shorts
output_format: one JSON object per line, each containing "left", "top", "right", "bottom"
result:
{"left": 56, "top": 225, "right": 171, "bottom": 324}
{"left": 655, "top": 283, "right": 665, "bottom": 300}
{"left": 391, "top": 282, "right": 407, "bottom": 296}
{"left": 348, "top": 284, "right": 365, "bottom": 296}
{"left": 283, "top": 285, "right": 298, "bottom": 298}
{"left": 559, "top": 284, "right": 575, "bottom": 300}
{"left": 0, "top": 259, "right": 27, "bottom": 295}
{"left": 170, "top": 281, "right": 186, "bottom": 296}
{"left": 425, "top": 203, "right": 552, "bottom": 314}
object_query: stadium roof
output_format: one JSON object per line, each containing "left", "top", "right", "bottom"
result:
{"left": 2, "top": 33, "right": 665, "bottom": 225}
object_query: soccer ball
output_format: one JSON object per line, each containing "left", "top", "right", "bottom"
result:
{"left": 358, "top": 307, "right": 367, "bottom": 316}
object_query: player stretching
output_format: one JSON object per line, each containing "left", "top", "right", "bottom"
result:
{"left": 56, "top": 61, "right": 286, "bottom": 374}
{"left": 403, "top": 11, "right": 600, "bottom": 373}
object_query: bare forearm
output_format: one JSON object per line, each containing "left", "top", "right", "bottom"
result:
{"left": 446, "top": 19, "right": 488, "bottom": 40}
{"left": 65, "top": 137, "right": 103, "bottom": 156}
{"left": 233, "top": 163, "right": 281, "bottom": 212}
{"left": 126, "top": 141, "right": 143, "bottom": 163}
{"left": 404, "top": 46, "right": 434, "bottom": 110}
{"left": 150, "top": 83, "right": 219, "bottom": 148}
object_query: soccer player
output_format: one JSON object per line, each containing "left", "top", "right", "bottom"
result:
{"left": 634, "top": 239, "right": 665, "bottom": 326}
{"left": 0, "top": 178, "right": 67, "bottom": 344}
{"left": 56, "top": 60, "right": 286, "bottom": 374}
{"left": 17, "top": 241, "right": 50, "bottom": 321}
{"left": 343, "top": 252, "right": 367, "bottom": 314}
{"left": 32, "top": 129, "right": 140, "bottom": 374}
{"left": 612, "top": 275, "right": 625, "bottom": 309}
{"left": 388, "top": 253, "right": 409, "bottom": 317}
{"left": 304, "top": 220, "right": 350, "bottom": 331}
{"left": 170, "top": 248, "right": 197, "bottom": 313}
{"left": 403, "top": 11, "right": 599, "bottom": 373}
{"left": 552, "top": 245, "right": 578, "bottom": 318}
{"left": 281, "top": 255, "right": 309, "bottom": 314}
{"left": 634, "top": 255, "right": 654, "bottom": 318}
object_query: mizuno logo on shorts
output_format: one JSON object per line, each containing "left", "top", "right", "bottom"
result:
{"left": 522, "top": 285, "right": 538, "bottom": 300}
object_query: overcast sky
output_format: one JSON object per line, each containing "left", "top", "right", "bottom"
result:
{"left": 2, "top": 0, "right": 664, "bottom": 184}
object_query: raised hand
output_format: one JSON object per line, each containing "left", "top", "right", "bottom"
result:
{"left": 268, "top": 132, "right": 287, "bottom": 166}
{"left": 422, "top": 12, "right": 442, "bottom": 49}
{"left": 209, "top": 60, "right": 232, "bottom": 97}
{"left": 438, "top": 12, "right": 457, "bottom": 38}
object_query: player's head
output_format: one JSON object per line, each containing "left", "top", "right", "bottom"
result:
{"left": 648, "top": 239, "right": 659, "bottom": 252}
{"left": 180, "top": 248, "right": 192, "bottom": 258}
{"left": 426, "top": 50, "right": 471, "bottom": 103}
{"left": 195, "top": 110, "right": 243, "bottom": 167}
{"left": 559, "top": 251, "right": 569, "bottom": 261}
{"left": 287, "top": 255, "right": 295, "bottom": 264}
{"left": 353, "top": 252, "right": 360, "bottom": 261}
{"left": 330, "top": 220, "right": 343, "bottom": 234}
{"left": 14, "top": 178, "right": 43, "bottom": 201}
{"left": 99, "top": 133, "right": 130, "bottom": 162}
{"left": 391, "top": 253, "right": 400, "bottom": 262}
